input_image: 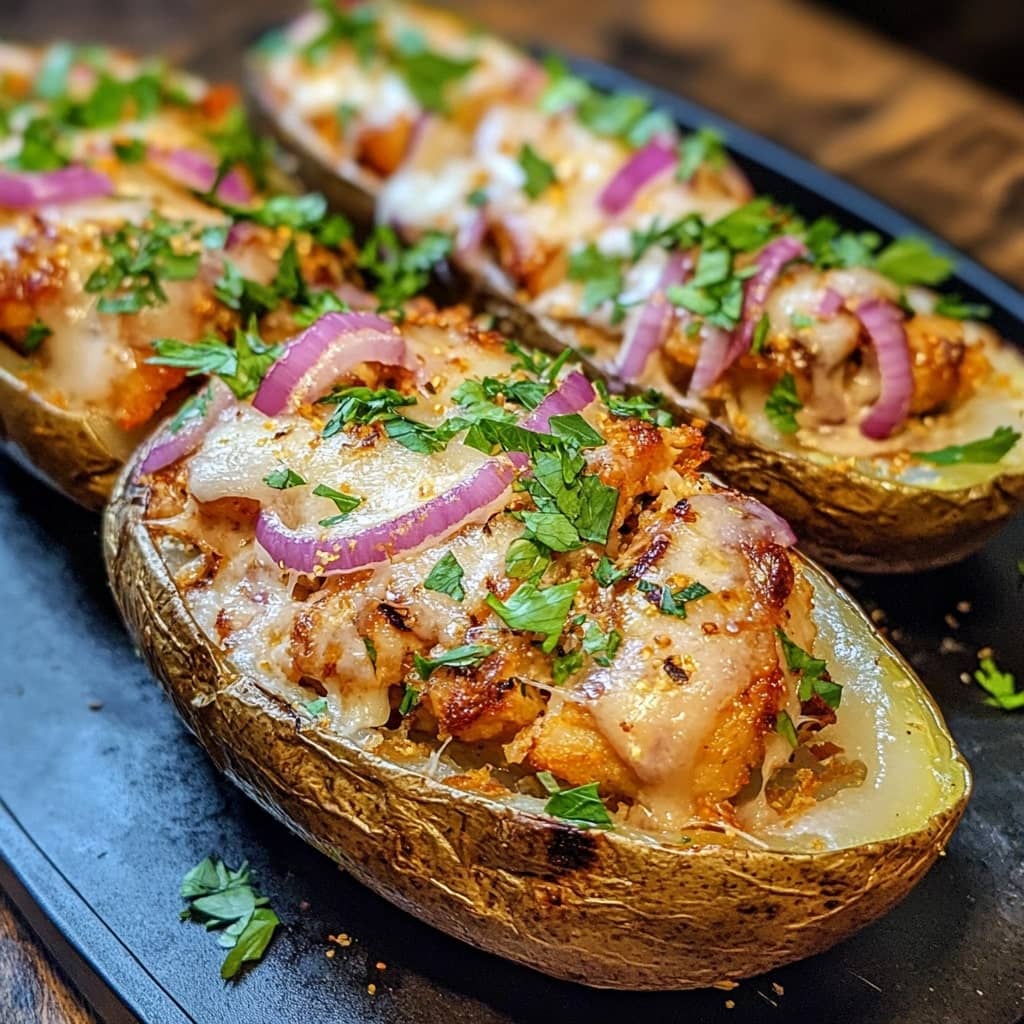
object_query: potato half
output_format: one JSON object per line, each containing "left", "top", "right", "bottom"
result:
{"left": 104, "top": 460, "right": 970, "bottom": 990}
{"left": 247, "top": 53, "right": 1024, "bottom": 574}
{"left": 0, "top": 352, "right": 151, "bottom": 509}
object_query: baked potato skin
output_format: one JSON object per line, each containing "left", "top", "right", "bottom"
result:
{"left": 247, "top": 53, "right": 1024, "bottom": 575}
{"left": 105, "top": 467, "right": 969, "bottom": 989}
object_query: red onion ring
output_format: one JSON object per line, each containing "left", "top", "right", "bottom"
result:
{"left": 855, "top": 299, "right": 913, "bottom": 440}
{"left": 455, "top": 208, "right": 488, "bottom": 261}
{"left": 252, "top": 312, "right": 412, "bottom": 416}
{"left": 615, "top": 252, "right": 693, "bottom": 382}
{"left": 817, "top": 287, "right": 844, "bottom": 317}
{"left": 729, "top": 235, "right": 808, "bottom": 362}
{"left": 255, "top": 371, "right": 596, "bottom": 575}
{"left": 598, "top": 139, "right": 677, "bottom": 216}
{"left": 138, "top": 382, "right": 234, "bottom": 476}
{"left": 0, "top": 166, "right": 113, "bottom": 209}
{"left": 686, "top": 323, "right": 733, "bottom": 397}
{"left": 148, "top": 147, "right": 252, "bottom": 205}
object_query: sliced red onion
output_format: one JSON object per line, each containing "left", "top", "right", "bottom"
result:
{"left": 455, "top": 208, "right": 487, "bottom": 261}
{"left": 138, "top": 382, "right": 233, "bottom": 476}
{"left": 855, "top": 299, "right": 913, "bottom": 440}
{"left": 148, "top": 147, "right": 252, "bottom": 205}
{"left": 615, "top": 252, "right": 693, "bottom": 382}
{"left": 256, "top": 459, "right": 517, "bottom": 575}
{"left": 598, "top": 139, "right": 677, "bottom": 216}
{"left": 252, "top": 312, "right": 411, "bottom": 416}
{"left": 736, "top": 495, "right": 797, "bottom": 547}
{"left": 0, "top": 166, "right": 113, "bottom": 209}
{"left": 818, "top": 287, "right": 844, "bottom": 317}
{"left": 728, "top": 235, "right": 808, "bottom": 362}
{"left": 255, "top": 371, "right": 596, "bottom": 575}
{"left": 687, "top": 323, "right": 733, "bottom": 396}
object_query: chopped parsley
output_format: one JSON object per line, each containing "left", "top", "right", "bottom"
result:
{"left": 537, "top": 772, "right": 613, "bottom": 830}
{"left": 581, "top": 622, "right": 622, "bottom": 666}
{"left": 398, "top": 684, "right": 421, "bottom": 716}
{"left": 423, "top": 551, "right": 466, "bottom": 601}
{"left": 804, "top": 216, "right": 881, "bottom": 270}
{"left": 22, "top": 319, "right": 52, "bottom": 354}
{"left": 594, "top": 380, "right": 674, "bottom": 426}
{"left": 764, "top": 373, "right": 802, "bottom": 434}
{"left": 775, "top": 710, "right": 799, "bottom": 749}
{"left": 301, "top": 697, "right": 329, "bottom": 718}
{"left": 538, "top": 56, "right": 591, "bottom": 114}
{"left": 505, "top": 537, "right": 550, "bottom": 580}
{"left": 912, "top": 426, "right": 1021, "bottom": 466}
{"left": 666, "top": 244, "right": 747, "bottom": 330}
{"left": 973, "top": 656, "right": 1023, "bottom": 711}
{"left": 263, "top": 467, "right": 305, "bottom": 489}
{"left": 305, "top": 0, "right": 379, "bottom": 65}
{"left": 85, "top": 215, "right": 202, "bottom": 314}
{"left": 637, "top": 579, "right": 711, "bottom": 618}
{"left": 551, "top": 648, "right": 584, "bottom": 685}
{"left": 206, "top": 105, "right": 271, "bottom": 192}
{"left": 357, "top": 226, "right": 452, "bottom": 312}
{"left": 214, "top": 260, "right": 279, "bottom": 319}
{"left": 594, "top": 554, "right": 628, "bottom": 588}
{"left": 776, "top": 628, "right": 842, "bottom": 708}
{"left": 873, "top": 237, "right": 952, "bottom": 287}
{"left": 677, "top": 126, "right": 726, "bottom": 182}
{"left": 8, "top": 116, "right": 69, "bottom": 170}
{"left": 149, "top": 325, "right": 282, "bottom": 399}
{"left": 933, "top": 294, "right": 991, "bottom": 321}
{"left": 751, "top": 312, "right": 771, "bottom": 354}
{"left": 413, "top": 644, "right": 496, "bottom": 681}
{"left": 486, "top": 579, "right": 581, "bottom": 653}
{"left": 392, "top": 34, "right": 477, "bottom": 114}
{"left": 320, "top": 385, "right": 417, "bottom": 437}
{"left": 567, "top": 244, "right": 625, "bottom": 318}
{"left": 179, "top": 856, "right": 280, "bottom": 981}
{"left": 577, "top": 90, "right": 669, "bottom": 148}
{"left": 518, "top": 143, "right": 556, "bottom": 199}
{"left": 312, "top": 483, "right": 361, "bottom": 526}
{"left": 113, "top": 137, "right": 147, "bottom": 163}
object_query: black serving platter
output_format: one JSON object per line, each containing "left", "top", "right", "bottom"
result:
{"left": 1, "top": 45, "right": 1024, "bottom": 1024}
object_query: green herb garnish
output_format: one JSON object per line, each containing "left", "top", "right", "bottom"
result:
{"left": 775, "top": 710, "right": 799, "bottom": 749}
{"left": 537, "top": 772, "right": 613, "bottom": 830}
{"left": 677, "top": 126, "right": 726, "bottom": 182}
{"left": 398, "top": 684, "right": 421, "bottom": 715}
{"left": 912, "top": 426, "right": 1020, "bottom": 466}
{"left": 518, "top": 143, "right": 556, "bottom": 199}
{"left": 423, "top": 551, "right": 466, "bottom": 601}
{"left": 263, "top": 467, "right": 306, "bottom": 489}
{"left": 413, "top": 644, "right": 496, "bottom": 681}
{"left": 179, "top": 856, "right": 280, "bottom": 981}
{"left": 873, "top": 237, "right": 952, "bottom": 287}
{"left": 313, "top": 483, "right": 361, "bottom": 526}
{"left": 637, "top": 579, "right": 711, "bottom": 618}
{"left": 776, "top": 628, "right": 842, "bottom": 708}
{"left": 486, "top": 579, "right": 581, "bottom": 653}
{"left": 765, "top": 373, "right": 802, "bottom": 434}
{"left": 22, "top": 319, "right": 52, "bottom": 354}
{"left": 973, "top": 656, "right": 1024, "bottom": 711}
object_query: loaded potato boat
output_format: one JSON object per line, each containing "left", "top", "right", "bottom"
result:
{"left": 105, "top": 306, "right": 969, "bottom": 989}
{"left": 249, "top": 0, "right": 1024, "bottom": 571}
{"left": 0, "top": 41, "right": 361, "bottom": 505}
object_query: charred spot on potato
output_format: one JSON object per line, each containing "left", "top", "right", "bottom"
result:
{"left": 546, "top": 824, "right": 599, "bottom": 872}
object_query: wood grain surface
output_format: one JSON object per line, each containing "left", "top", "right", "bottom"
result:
{"left": 1, "top": 0, "right": 1022, "bottom": 1019}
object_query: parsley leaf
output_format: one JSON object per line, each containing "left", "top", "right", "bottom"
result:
{"left": 677, "top": 126, "right": 726, "bottom": 182}
{"left": 581, "top": 622, "right": 622, "bottom": 666}
{"left": 179, "top": 855, "right": 280, "bottom": 981}
{"left": 537, "top": 772, "right": 613, "bottom": 830}
{"left": 594, "top": 555, "right": 628, "bottom": 588}
{"left": 423, "top": 551, "right": 466, "bottom": 602}
{"left": 538, "top": 56, "right": 591, "bottom": 114}
{"left": 874, "top": 237, "right": 953, "bottom": 287}
{"left": 22, "top": 319, "right": 52, "bottom": 354}
{"left": 301, "top": 697, "right": 329, "bottom": 718}
{"left": 933, "top": 294, "right": 991, "bottom": 321}
{"left": 8, "top": 116, "right": 68, "bottom": 170}
{"left": 305, "top": 0, "right": 379, "bottom": 64}
{"left": 775, "top": 710, "right": 799, "bottom": 749}
{"left": 804, "top": 216, "right": 881, "bottom": 269}
{"left": 312, "top": 483, "right": 361, "bottom": 526}
{"left": 486, "top": 579, "right": 581, "bottom": 653}
{"left": 413, "top": 644, "right": 496, "bottom": 681}
{"left": 776, "top": 628, "right": 842, "bottom": 708}
{"left": 567, "top": 244, "right": 625, "bottom": 316}
{"left": 913, "top": 426, "right": 1020, "bottom": 466}
{"left": 264, "top": 467, "right": 305, "bottom": 489}
{"left": 973, "top": 656, "right": 1024, "bottom": 711}
{"left": 637, "top": 579, "right": 711, "bottom": 618}
{"left": 765, "top": 373, "right": 802, "bottom": 434}
{"left": 505, "top": 537, "right": 551, "bottom": 580}
{"left": 594, "top": 380, "right": 674, "bottom": 426}
{"left": 393, "top": 35, "right": 477, "bottom": 114}
{"left": 398, "top": 684, "right": 421, "bottom": 715}
{"left": 518, "top": 143, "right": 556, "bottom": 199}
{"left": 320, "top": 385, "right": 416, "bottom": 437}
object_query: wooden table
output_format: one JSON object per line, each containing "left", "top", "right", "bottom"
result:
{"left": 1, "top": 0, "right": 1022, "bottom": 1020}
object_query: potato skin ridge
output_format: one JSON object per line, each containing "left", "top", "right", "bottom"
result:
{"left": 104, "top": 465, "right": 969, "bottom": 990}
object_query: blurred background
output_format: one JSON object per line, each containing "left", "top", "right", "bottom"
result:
{"left": 3, "top": 0, "right": 1022, "bottom": 282}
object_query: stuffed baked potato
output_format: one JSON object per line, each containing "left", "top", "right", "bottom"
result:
{"left": 248, "top": 0, "right": 1024, "bottom": 571}
{"left": 105, "top": 306, "right": 969, "bottom": 988}
{"left": 0, "top": 42, "right": 364, "bottom": 506}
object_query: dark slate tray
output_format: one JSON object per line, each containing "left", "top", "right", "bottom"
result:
{"left": 1, "top": 48, "right": 1023, "bottom": 1024}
